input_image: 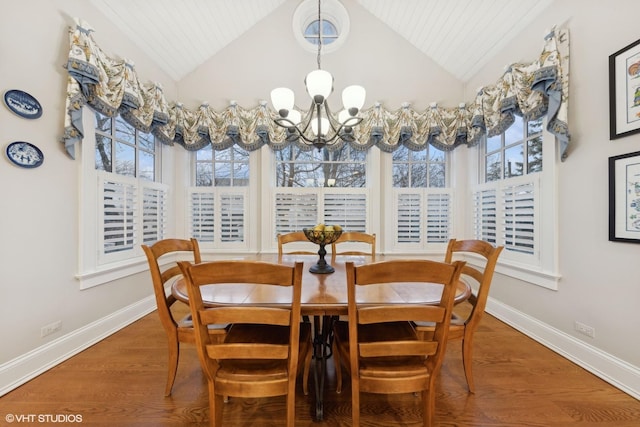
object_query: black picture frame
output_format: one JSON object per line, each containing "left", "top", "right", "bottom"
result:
{"left": 609, "top": 150, "right": 640, "bottom": 243}
{"left": 609, "top": 38, "right": 640, "bottom": 139}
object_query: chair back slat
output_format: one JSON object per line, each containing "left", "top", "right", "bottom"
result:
{"left": 277, "top": 231, "right": 316, "bottom": 256}
{"left": 358, "top": 305, "right": 446, "bottom": 325}
{"left": 207, "top": 343, "right": 289, "bottom": 360}
{"left": 359, "top": 340, "right": 438, "bottom": 358}
{"left": 331, "top": 231, "right": 376, "bottom": 257}
{"left": 199, "top": 306, "right": 292, "bottom": 327}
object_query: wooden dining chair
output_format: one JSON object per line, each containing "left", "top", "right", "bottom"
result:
{"left": 141, "top": 238, "right": 229, "bottom": 396}
{"left": 333, "top": 259, "right": 465, "bottom": 427}
{"left": 413, "top": 239, "right": 504, "bottom": 393}
{"left": 178, "top": 260, "right": 312, "bottom": 427}
{"left": 328, "top": 231, "right": 376, "bottom": 391}
{"left": 330, "top": 231, "right": 376, "bottom": 257}
{"left": 277, "top": 231, "right": 316, "bottom": 256}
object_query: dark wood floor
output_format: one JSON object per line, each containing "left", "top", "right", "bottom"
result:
{"left": 2, "top": 303, "right": 639, "bottom": 426}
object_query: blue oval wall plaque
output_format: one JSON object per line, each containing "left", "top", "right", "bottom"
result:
{"left": 4, "top": 89, "right": 42, "bottom": 119}
{"left": 6, "top": 141, "right": 44, "bottom": 168}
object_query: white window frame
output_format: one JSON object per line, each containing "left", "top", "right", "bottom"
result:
{"left": 77, "top": 107, "right": 170, "bottom": 289}
{"left": 383, "top": 147, "right": 454, "bottom": 254}
{"left": 293, "top": 0, "right": 350, "bottom": 54}
{"left": 185, "top": 148, "right": 259, "bottom": 253}
{"left": 470, "top": 119, "right": 560, "bottom": 290}
{"left": 262, "top": 145, "right": 380, "bottom": 253}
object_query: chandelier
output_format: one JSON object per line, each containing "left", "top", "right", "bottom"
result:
{"left": 270, "top": 0, "right": 366, "bottom": 150}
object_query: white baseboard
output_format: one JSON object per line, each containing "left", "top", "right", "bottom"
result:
{"left": 0, "top": 296, "right": 156, "bottom": 397}
{"left": 2, "top": 295, "right": 638, "bottom": 401}
{"left": 486, "top": 298, "right": 640, "bottom": 400}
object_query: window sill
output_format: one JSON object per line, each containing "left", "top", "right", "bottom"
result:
{"left": 493, "top": 259, "right": 560, "bottom": 290}
{"left": 76, "top": 258, "right": 148, "bottom": 290}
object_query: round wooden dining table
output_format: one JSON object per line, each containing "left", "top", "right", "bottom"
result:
{"left": 171, "top": 253, "right": 471, "bottom": 421}
{"left": 171, "top": 253, "right": 471, "bottom": 314}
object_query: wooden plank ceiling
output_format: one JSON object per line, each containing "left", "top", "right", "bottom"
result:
{"left": 89, "top": 0, "right": 554, "bottom": 82}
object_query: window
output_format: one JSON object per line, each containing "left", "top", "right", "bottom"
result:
{"left": 94, "top": 112, "right": 167, "bottom": 255}
{"left": 275, "top": 145, "right": 365, "bottom": 188}
{"left": 95, "top": 114, "right": 157, "bottom": 181}
{"left": 194, "top": 145, "right": 249, "bottom": 187}
{"left": 484, "top": 116, "right": 543, "bottom": 182}
{"left": 390, "top": 145, "right": 452, "bottom": 249}
{"left": 188, "top": 146, "right": 250, "bottom": 247}
{"left": 472, "top": 115, "right": 558, "bottom": 289}
{"left": 273, "top": 145, "right": 370, "bottom": 238}
{"left": 78, "top": 108, "right": 167, "bottom": 289}
{"left": 293, "top": 0, "right": 350, "bottom": 54}
{"left": 392, "top": 145, "right": 447, "bottom": 188}
{"left": 304, "top": 19, "right": 338, "bottom": 46}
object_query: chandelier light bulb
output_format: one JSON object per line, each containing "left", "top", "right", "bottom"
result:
{"left": 270, "top": 87, "right": 295, "bottom": 116}
{"left": 305, "top": 69, "right": 334, "bottom": 103}
{"left": 287, "top": 109, "right": 302, "bottom": 125}
{"left": 342, "top": 85, "right": 366, "bottom": 113}
{"left": 311, "top": 116, "right": 330, "bottom": 136}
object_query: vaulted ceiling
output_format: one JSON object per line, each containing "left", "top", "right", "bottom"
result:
{"left": 89, "top": 0, "right": 554, "bottom": 82}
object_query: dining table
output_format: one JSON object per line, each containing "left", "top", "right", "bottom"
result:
{"left": 171, "top": 253, "right": 471, "bottom": 421}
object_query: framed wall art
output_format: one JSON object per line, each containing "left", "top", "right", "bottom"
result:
{"left": 609, "top": 150, "right": 640, "bottom": 243}
{"left": 609, "top": 38, "right": 640, "bottom": 139}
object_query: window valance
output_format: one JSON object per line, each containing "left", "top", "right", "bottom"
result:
{"left": 62, "top": 18, "right": 569, "bottom": 160}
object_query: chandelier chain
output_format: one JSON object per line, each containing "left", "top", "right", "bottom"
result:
{"left": 317, "top": 0, "right": 322, "bottom": 70}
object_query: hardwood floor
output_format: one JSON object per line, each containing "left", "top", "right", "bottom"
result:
{"left": 2, "top": 303, "right": 639, "bottom": 426}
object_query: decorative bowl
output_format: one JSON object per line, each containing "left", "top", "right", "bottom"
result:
{"left": 302, "top": 228, "right": 343, "bottom": 274}
{"left": 302, "top": 228, "right": 343, "bottom": 245}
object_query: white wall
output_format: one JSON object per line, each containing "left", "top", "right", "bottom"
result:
{"left": 465, "top": 0, "right": 640, "bottom": 393}
{"left": 0, "top": 0, "right": 175, "bottom": 392}
{"left": 178, "top": 0, "right": 463, "bottom": 111}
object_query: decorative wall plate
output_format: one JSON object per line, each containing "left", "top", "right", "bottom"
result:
{"left": 6, "top": 141, "right": 44, "bottom": 168}
{"left": 4, "top": 89, "right": 42, "bottom": 119}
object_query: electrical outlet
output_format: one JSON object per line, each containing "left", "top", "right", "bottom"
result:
{"left": 574, "top": 321, "right": 595, "bottom": 338}
{"left": 41, "top": 320, "right": 62, "bottom": 338}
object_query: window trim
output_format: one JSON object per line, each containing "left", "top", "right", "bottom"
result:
{"left": 471, "top": 119, "right": 560, "bottom": 290}
{"left": 292, "top": 0, "right": 350, "bottom": 54}
{"left": 77, "top": 107, "right": 168, "bottom": 289}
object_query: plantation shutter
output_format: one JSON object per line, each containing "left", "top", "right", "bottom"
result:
{"left": 102, "top": 179, "right": 136, "bottom": 254}
{"left": 397, "top": 193, "right": 422, "bottom": 243}
{"left": 425, "top": 192, "right": 451, "bottom": 243}
{"left": 502, "top": 181, "right": 535, "bottom": 255}
{"left": 190, "top": 190, "right": 215, "bottom": 242}
{"left": 275, "top": 192, "right": 318, "bottom": 234}
{"left": 220, "top": 193, "right": 244, "bottom": 242}
{"left": 472, "top": 188, "right": 498, "bottom": 245}
{"left": 324, "top": 193, "right": 367, "bottom": 231}
{"left": 142, "top": 184, "right": 168, "bottom": 245}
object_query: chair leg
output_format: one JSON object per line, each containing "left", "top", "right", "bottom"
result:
{"left": 210, "top": 384, "right": 224, "bottom": 427}
{"left": 423, "top": 388, "right": 435, "bottom": 427}
{"left": 461, "top": 335, "right": 476, "bottom": 393}
{"left": 303, "top": 346, "right": 312, "bottom": 395}
{"left": 164, "top": 332, "right": 180, "bottom": 396}
{"left": 286, "top": 381, "right": 296, "bottom": 427}
{"left": 351, "top": 382, "right": 360, "bottom": 427}
{"left": 332, "top": 337, "right": 343, "bottom": 393}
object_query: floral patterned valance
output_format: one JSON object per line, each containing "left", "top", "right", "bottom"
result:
{"left": 62, "top": 18, "right": 570, "bottom": 160}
